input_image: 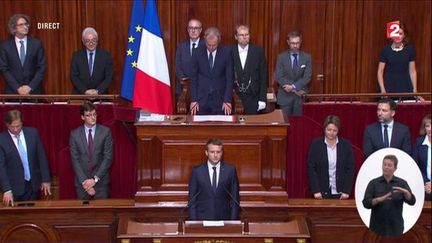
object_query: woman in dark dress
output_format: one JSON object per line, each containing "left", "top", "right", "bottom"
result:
{"left": 377, "top": 23, "right": 421, "bottom": 100}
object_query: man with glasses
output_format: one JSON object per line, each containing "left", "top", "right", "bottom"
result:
{"left": 0, "top": 14, "right": 46, "bottom": 95}
{"left": 70, "top": 27, "right": 113, "bottom": 95}
{"left": 175, "top": 19, "right": 205, "bottom": 98}
{"left": 275, "top": 31, "right": 312, "bottom": 115}
{"left": 69, "top": 101, "right": 113, "bottom": 199}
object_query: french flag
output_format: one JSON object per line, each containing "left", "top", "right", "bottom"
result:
{"left": 132, "top": 0, "right": 172, "bottom": 114}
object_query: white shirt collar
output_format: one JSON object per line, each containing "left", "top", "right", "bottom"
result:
{"left": 238, "top": 44, "right": 249, "bottom": 53}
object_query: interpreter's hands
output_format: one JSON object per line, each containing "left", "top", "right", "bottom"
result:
{"left": 190, "top": 102, "right": 199, "bottom": 115}
{"left": 313, "top": 192, "right": 323, "bottom": 199}
{"left": 392, "top": 186, "right": 411, "bottom": 199}
{"left": 282, "top": 84, "right": 293, "bottom": 93}
{"left": 222, "top": 102, "right": 232, "bottom": 115}
{"left": 377, "top": 191, "right": 392, "bottom": 204}
{"left": 17, "top": 85, "right": 32, "bottom": 95}
{"left": 339, "top": 193, "right": 349, "bottom": 200}
{"left": 425, "top": 182, "right": 431, "bottom": 194}
{"left": 40, "top": 182, "right": 52, "bottom": 196}
{"left": 2, "top": 191, "right": 14, "bottom": 207}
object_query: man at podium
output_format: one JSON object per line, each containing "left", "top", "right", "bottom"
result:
{"left": 188, "top": 139, "right": 240, "bottom": 220}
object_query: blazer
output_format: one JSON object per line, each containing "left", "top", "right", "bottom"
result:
{"left": 69, "top": 124, "right": 113, "bottom": 196}
{"left": 189, "top": 44, "right": 234, "bottom": 113}
{"left": 275, "top": 50, "right": 312, "bottom": 106}
{"left": 307, "top": 137, "right": 355, "bottom": 195}
{"left": 188, "top": 161, "right": 240, "bottom": 220}
{"left": 412, "top": 136, "right": 430, "bottom": 183}
{"left": 70, "top": 48, "right": 113, "bottom": 94}
{"left": 363, "top": 121, "right": 411, "bottom": 158}
{"left": 175, "top": 38, "right": 205, "bottom": 96}
{"left": 0, "top": 37, "right": 46, "bottom": 94}
{"left": 0, "top": 127, "right": 51, "bottom": 196}
{"left": 232, "top": 44, "right": 267, "bottom": 113}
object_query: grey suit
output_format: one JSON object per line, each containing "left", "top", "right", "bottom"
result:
{"left": 275, "top": 50, "right": 312, "bottom": 115}
{"left": 69, "top": 124, "right": 113, "bottom": 199}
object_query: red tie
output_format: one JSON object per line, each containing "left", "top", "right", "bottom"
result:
{"left": 88, "top": 128, "right": 93, "bottom": 158}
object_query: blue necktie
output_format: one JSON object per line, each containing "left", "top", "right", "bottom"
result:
{"left": 212, "top": 166, "right": 217, "bottom": 192}
{"left": 19, "top": 40, "right": 26, "bottom": 66}
{"left": 209, "top": 51, "right": 214, "bottom": 71}
{"left": 16, "top": 135, "right": 31, "bottom": 181}
{"left": 383, "top": 124, "right": 389, "bottom": 147}
{"left": 88, "top": 52, "right": 93, "bottom": 76}
{"left": 292, "top": 53, "right": 298, "bottom": 69}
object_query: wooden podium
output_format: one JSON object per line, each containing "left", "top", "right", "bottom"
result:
{"left": 134, "top": 110, "right": 289, "bottom": 204}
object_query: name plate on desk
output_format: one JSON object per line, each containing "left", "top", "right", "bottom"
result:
{"left": 137, "top": 112, "right": 165, "bottom": 122}
{"left": 203, "top": 220, "right": 225, "bottom": 227}
{"left": 192, "top": 115, "right": 235, "bottom": 122}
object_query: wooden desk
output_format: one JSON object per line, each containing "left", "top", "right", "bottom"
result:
{"left": 134, "top": 110, "right": 289, "bottom": 203}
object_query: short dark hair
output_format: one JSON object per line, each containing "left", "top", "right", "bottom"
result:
{"left": 206, "top": 138, "right": 223, "bottom": 150}
{"left": 323, "top": 115, "right": 341, "bottom": 130}
{"left": 80, "top": 101, "right": 96, "bottom": 115}
{"left": 4, "top": 109, "right": 23, "bottom": 125}
{"left": 235, "top": 24, "right": 250, "bottom": 35}
{"left": 383, "top": 154, "right": 398, "bottom": 169}
{"left": 287, "top": 31, "right": 302, "bottom": 40}
{"left": 377, "top": 98, "right": 396, "bottom": 111}
{"left": 8, "top": 14, "right": 30, "bottom": 36}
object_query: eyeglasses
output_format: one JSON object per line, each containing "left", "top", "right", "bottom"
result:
{"left": 188, "top": 26, "right": 201, "bottom": 31}
{"left": 84, "top": 113, "right": 97, "bottom": 118}
{"left": 84, "top": 39, "right": 97, "bottom": 44}
{"left": 289, "top": 42, "right": 301, "bottom": 45}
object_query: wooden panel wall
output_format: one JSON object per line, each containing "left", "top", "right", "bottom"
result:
{"left": 0, "top": 0, "right": 430, "bottom": 98}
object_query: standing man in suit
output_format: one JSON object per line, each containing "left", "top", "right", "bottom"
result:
{"left": 0, "top": 14, "right": 46, "bottom": 94}
{"left": 275, "top": 31, "right": 312, "bottom": 115}
{"left": 189, "top": 27, "right": 234, "bottom": 115}
{"left": 363, "top": 98, "right": 411, "bottom": 158}
{"left": 232, "top": 24, "right": 268, "bottom": 114}
{"left": 0, "top": 110, "right": 51, "bottom": 206}
{"left": 70, "top": 27, "right": 113, "bottom": 95}
{"left": 307, "top": 115, "right": 355, "bottom": 199}
{"left": 412, "top": 114, "right": 431, "bottom": 201}
{"left": 69, "top": 101, "right": 113, "bottom": 199}
{"left": 188, "top": 138, "right": 240, "bottom": 220}
{"left": 175, "top": 19, "right": 204, "bottom": 98}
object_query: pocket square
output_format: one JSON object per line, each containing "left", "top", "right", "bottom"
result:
{"left": 300, "top": 64, "right": 306, "bottom": 68}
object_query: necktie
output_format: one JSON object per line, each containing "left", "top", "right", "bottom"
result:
{"left": 191, "top": 42, "right": 196, "bottom": 56}
{"left": 292, "top": 53, "right": 298, "bottom": 69}
{"left": 212, "top": 166, "right": 217, "bottom": 192}
{"left": 19, "top": 40, "right": 26, "bottom": 65}
{"left": 16, "top": 135, "right": 31, "bottom": 181}
{"left": 209, "top": 51, "right": 214, "bottom": 71}
{"left": 88, "top": 52, "right": 93, "bottom": 76}
{"left": 383, "top": 124, "right": 389, "bottom": 147}
{"left": 88, "top": 128, "right": 93, "bottom": 158}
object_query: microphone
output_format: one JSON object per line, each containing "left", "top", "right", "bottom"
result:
{"left": 222, "top": 186, "right": 248, "bottom": 233}
{"left": 178, "top": 190, "right": 201, "bottom": 233}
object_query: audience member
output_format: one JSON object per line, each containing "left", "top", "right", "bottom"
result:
{"left": 0, "top": 110, "right": 51, "bottom": 206}
{"left": 69, "top": 101, "right": 113, "bottom": 199}
{"left": 275, "top": 31, "right": 312, "bottom": 115}
{"left": 188, "top": 138, "right": 240, "bottom": 220}
{"left": 0, "top": 14, "right": 46, "bottom": 95}
{"left": 70, "top": 27, "right": 113, "bottom": 95}
{"left": 412, "top": 114, "right": 431, "bottom": 201}
{"left": 307, "top": 115, "right": 355, "bottom": 199}
{"left": 363, "top": 98, "right": 411, "bottom": 158}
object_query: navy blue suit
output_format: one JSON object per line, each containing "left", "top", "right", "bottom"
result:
{"left": 0, "top": 127, "right": 50, "bottom": 197}
{"left": 188, "top": 161, "right": 240, "bottom": 220}
{"left": 175, "top": 39, "right": 204, "bottom": 96}
{"left": 412, "top": 135, "right": 431, "bottom": 200}
{"left": 0, "top": 37, "right": 46, "bottom": 94}
{"left": 363, "top": 122, "right": 411, "bottom": 158}
{"left": 307, "top": 137, "right": 355, "bottom": 196}
{"left": 189, "top": 45, "right": 234, "bottom": 115}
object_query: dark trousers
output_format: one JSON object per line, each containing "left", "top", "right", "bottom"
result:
{"left": 13, "top": 180, "right": 39, "bottom": 201}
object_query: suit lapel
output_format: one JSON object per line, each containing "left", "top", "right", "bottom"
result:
{"left": 8, "top": 39, "right": 22, "bottom": 69}
{"left": 203, "top": 163, "right": 214, "bottom": 193}
{"left": 81, "top": 50, "right": 91, "bottom": 78}
{"left": 79, "top": 127, "right": 90, "bottom": 157}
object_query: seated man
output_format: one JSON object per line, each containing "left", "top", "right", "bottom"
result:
{"left": 70, "top": 27, "right": 113, "bottom": 95}
{"left": 188, "top": 138, "right": 240, "bottom": 220}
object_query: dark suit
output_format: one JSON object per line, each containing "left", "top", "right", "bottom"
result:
{"left": 232, "top": 44, "right": 267, "bottom": 114}
{"left": 69, "top": 124, "right": 113, "bottom": 199}
{"left": 307, "top": 137, "right": 355, "bottom": 197}
{"left": 190, "top": 45, "right": 234, "bottom": 115}
{"left": 412, "top": 135, "right": 431, "bottom": 200}
{"left": 363, "top": 121, "right": 411, "bottom": 158}
{"left": 275, "top": 50, "right": 312, "bottom": 115}
{"left": 0, "top": 37, "right": 46, "bottom": 94}
{"left": 175, "top": 39, "right": 204, "bottom": 96}
{"left": 70, "top": 48, "right": 113, "bottom": 94}
{"left": 0, "top": 127, "right": 50, "bottom": 199}
{"left": 188, "top": 161, "right": 240, "bottom": 220}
